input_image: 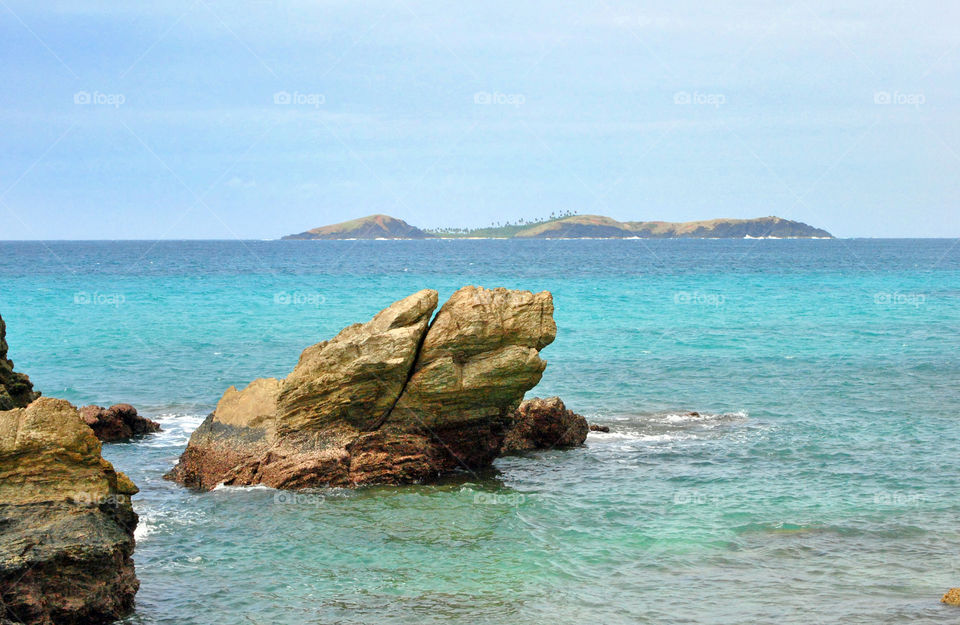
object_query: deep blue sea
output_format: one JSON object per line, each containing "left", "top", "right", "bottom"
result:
{"left": 1, "top": 239, "right": 959, "bottom": 624}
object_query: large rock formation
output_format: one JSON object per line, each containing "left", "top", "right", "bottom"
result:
{"left": 0, "top": 398, "right": 139, "bottom": 625}
{"left": 80, "top": 404, "right": 161, "bottom": 442}
{"left": 0, "top": 314, "right": 38, "bottom": 411}
{"left": 501, "top": 396, "right": 589, "bottom": 454}
{"left": 167, "top": 286, "right": 558, "bottom": 490}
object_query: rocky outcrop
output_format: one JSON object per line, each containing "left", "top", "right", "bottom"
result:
{"left": 0, "top": 314, "right": 38, "bottom": 411}
{"left": 167, "top": 286, "right": 557, "bottom": 490}
{"left": 79, "top": 404, "right": 161, "bottom": 442}
{"left": 589, "top": 423, "right": 610, "bottom": 433}
{"left": 501, "top": 397, "right": 588, "bottom": 454}
{"left": 0, "top": 398, "right": 139, "bottom": 625}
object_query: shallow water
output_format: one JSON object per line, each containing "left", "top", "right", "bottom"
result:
{"left": 1, "top": 239, "right": 958, "bottom": 624}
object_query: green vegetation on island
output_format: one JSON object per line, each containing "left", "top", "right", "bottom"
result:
{"left": 426, "top": 211, "right": 581, "bottom": 238}
{"left": 283, "top": 213, "right": 833, "bottom": 240}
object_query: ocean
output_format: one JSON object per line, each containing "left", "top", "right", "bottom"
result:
{"left": 1, "top": 238, "right": 958, "bottom": 624}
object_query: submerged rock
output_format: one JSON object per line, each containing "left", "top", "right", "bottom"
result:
{"left": 0, "top": 398, "right": 139, "bottom": 625}
{"left": 0, "top": 314, "right": 38, "bottom": 411}
{"left": 501, "top": 397, "right": 589, "bottom": 454}
{"left": 80, "top": 404, "right": 161, "bottom": 442}
{"left": 166, "top": 286, "right": 558, "bottom": 490}
{"left": 942, "top": 588, "right": 960, "bottom": 606}
{"left": 589, "top": 423, "right": 610, "bottom": 433}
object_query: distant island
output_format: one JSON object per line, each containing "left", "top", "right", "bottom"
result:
{"left": 282, "top": 213, "right": 833, "bottom": 240}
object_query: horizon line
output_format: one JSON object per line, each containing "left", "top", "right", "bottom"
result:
{"left": 2, "top": 237, "right": 959, "bottom": 242}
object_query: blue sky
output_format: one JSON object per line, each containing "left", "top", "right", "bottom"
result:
{"left": 0, "top": 1, "right": 957, "bottom": 239}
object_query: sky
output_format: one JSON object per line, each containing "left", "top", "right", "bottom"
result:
{"left": 0, "top": 1, "right": 957, "bottom": 239}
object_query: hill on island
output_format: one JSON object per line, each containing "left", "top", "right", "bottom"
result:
{"left": 283, "top": 214, "right": 832, "bottom": 239}
{"left": 282, "top": 214, "right": 433, "bottom": 240}
{"left": 513, "top": 215, "right": 833, "bottom": 239}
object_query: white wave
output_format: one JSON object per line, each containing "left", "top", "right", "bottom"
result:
{"left": 596, "top": 410, "right": 748, "bottom": 427}
{"left": 211, "top": 483, "right": 276, "bottom": 492}
{"left": 134, "top": 519, "right": 156, "bottom": 542}
{"left": 585, "top": 410, "right": 751, "bottom": 447}
{"left": 136, "top": 413, "right": 207, "bottom": 448}
{"left": 657, "top": 410, "right": 748, "bottom": 424}
{"left": 588, "top": 430, "right": 691, "bottom": 443}
{"left": 131, "top": 506, "right": 206, "bottom": 542}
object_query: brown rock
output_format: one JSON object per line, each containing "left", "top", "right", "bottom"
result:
{"left": 0, "top": 398, "right": 139, "bottom": 624}
{"left": 0, "top": 314, "right": 39, "bottom": 411}
{"left": 277, "top": 289, "right": 438, "bottom": 433}
{"left": 589, "top": 424, "right": 610, "bottom": 433}
{"left": 167, "top": 286, "right": 558, "bottom": 490}
{"left": 501, "top": 397, "right": 588, "bottom": 454}
{"left": 388, "top": 287, "right": 556, "bottom": 431}
{"left": 942, "top": 588, "right": 960, "bottom": 606}
{"left": 214, "top": 378, "right": 281, "bottom": 429}
{"left": 79, "top": 403, "right": 161, "bottom": 442}
{"left": 385, "top": 286, "right": 556, "bottom": 469}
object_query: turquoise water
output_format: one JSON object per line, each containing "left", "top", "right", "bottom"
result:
{"left": 1, "top": 239, "right": 959, "bottom": 624}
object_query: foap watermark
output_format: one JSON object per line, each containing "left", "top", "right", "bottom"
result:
{"left": 273, "top": 291, "right": 326, "bottom": 307}
{"left": 473, "top": 492, "right": 526, "bottom": 506}
{"left": 69, "top": 491, "right": 129, "bottom": 506}
{"left": 873, "top": 91, "right": 924, "bottom": 109}
{"left": 273, "top": 491, "right": 325, "bottom": 506}
{"left": 273, "top": 90, "right": 325, "bottom": 108}
{"left": 872, "top": 492, "right": 925, "bottom": 507}
{"left": 673, "top": 91, "right": 725, "bottom": 108}
{"left": 74, "top": 90, "right": 125, "bottom": 108}
{"left": 673, "top": 291, "right": 725, "bottom": 307}
{"left": 474, "top": 91, "right": 526, "bottom": 107}
{"left": 74, "top": 291, "right": 125, "bottom": 307}
{"left": 673, "top": 490, "right": 725, "bottom": 506}
{"left": 874, "top": 292, "right": 925, "bottom": 308}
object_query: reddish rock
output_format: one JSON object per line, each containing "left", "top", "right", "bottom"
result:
{"left": 501, "top": 396, "right": 588, "bottom": 454}
{"left": 589, "top": 423, "right": 610, "bottom": 433}
{"left": 79, "top": 404, "right": 160, "bottom": 442}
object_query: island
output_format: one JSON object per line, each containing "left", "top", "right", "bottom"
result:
{"left": 282, "top": 213, "right": 833, "bottom": 240}
{"left": 283, "top": 214, "right": 433, "bottom": 240}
